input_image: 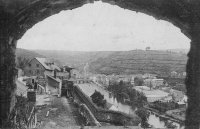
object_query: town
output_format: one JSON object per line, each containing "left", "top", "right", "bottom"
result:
{"left": 15, "top": 56, "right": 187, "bottom": 129}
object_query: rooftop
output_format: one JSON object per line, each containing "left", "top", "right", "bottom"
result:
{"left": 134, "top": 86, "right": 169, "bottom": 98}
{"left": 35, "top": 57, "right": 61, "bottom": 71}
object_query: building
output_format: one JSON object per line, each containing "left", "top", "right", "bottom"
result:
{"left": 71, "top": 69, "right": 81, "bottom": 78}
{"left": 134, "top": 86, "right": 169, "bottom": 102}
{"left": 170, "top": 89, "right": 184, "bottom": 102}
{"left": 107, "top": 75, "right": 119, "bottom": 85}
{"left": 130, "top": 76, "right": 135, "bottom": 85}
{"left": 97, "top": 74, "right": 109, "bottom": 86}
{"left": 169, "top": 89, "right": 188, "bottom": 107}
{"left": 160, "top": 96, "right": 173, "bottom": 102}
{"left": 142, "top": 73, "right": 157, "bottom": 79}
{"left": 24, "top": 57, "right": 61, "bottom": 77}
{"left": 117, "top": 75, "right": 131, "bottom": 83}
{"left": 171, "top": 71, "right": 178, "bottom": 78}
{"left": 144, "top": 78, "right": 164, "bottom": 88}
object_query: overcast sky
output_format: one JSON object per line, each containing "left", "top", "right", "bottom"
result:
{"left": 17, "top": 1, "right": 190, "bottom": 51}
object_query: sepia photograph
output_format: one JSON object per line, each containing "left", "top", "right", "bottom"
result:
{"left": 0, "top": 0, "right": 200, "bottom": 129}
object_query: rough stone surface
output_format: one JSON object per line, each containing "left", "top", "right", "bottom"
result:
{"left": 0, "top": 0, "right": 200, "bottom": 128}
{"left": 185, "top": 21, "right": 200, "bottom": 128}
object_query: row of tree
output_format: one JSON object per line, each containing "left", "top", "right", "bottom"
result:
{"left": 107, "top": 80, "right": 150, "bottom": 128}
{"left": 89, "top": 80, "right": 151, "bottom": 127}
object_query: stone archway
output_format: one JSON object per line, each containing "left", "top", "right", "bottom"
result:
{"left": 1, "top": 0, "right": 200, "bottom": 128}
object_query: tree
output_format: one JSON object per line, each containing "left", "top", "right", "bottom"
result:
{"left": 90, "top": 90, "right": 106, "bottom": 108}
{"left": 108, "top": 81, "right": 147, "bottom": 107}
{"left": 145, "top": 47, "right": 151, "bottom": 51}
{"left": 134, "top": 77, "right": 144, "bottom": 86}
{"left": 136, "top": 108, "right": 150, "bottom": 128}
{"left": 136, "top": 92, "right": 147, "bottom": 107}
{"left": 107, "top": 81, "right": 149, "bottom": 126}
{"left": 165, "top": 121, "right": 177, "bottom": 129}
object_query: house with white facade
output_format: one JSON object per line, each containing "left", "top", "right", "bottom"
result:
{"left": 144, "top": 78, "right": 164, "bottom": 88}
{"left": 24, "top": 57, "right": 61, "bottom": 77}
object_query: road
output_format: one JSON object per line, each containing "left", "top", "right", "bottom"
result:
{"left": 36, "top": 96, "right": 86, "bottom": 129}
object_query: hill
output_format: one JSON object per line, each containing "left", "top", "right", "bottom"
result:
{"left": 15, "top": 48, "right": 64, "bottom": 67}
{"left": 34, "top": 50, "right": 113, "bottom": 71}
{"left": 16, "top": 48, "right": 44, "bottom": 59}
{"left": 163, "top": 49, "right": 189, "bottom": 54}
{"left": 89, "top": 50, "right": 188, "bottom": 75}
{"left": 15, "top": 48, "right": 44, "bottom": 69}
{"left": 16, "top": 48, "right": 188, "bottom": 75}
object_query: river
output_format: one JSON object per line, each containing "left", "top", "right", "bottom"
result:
{"left": 76, "top": 82, "right": 184, "bottom": 129}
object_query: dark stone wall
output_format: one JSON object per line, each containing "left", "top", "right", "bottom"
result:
{"left": 0, "top": 0, "right": 200, "bottom": 128}
{"left": 0, "top": 27, "right": 17, "bottom": 125}
{"left": 185, "top": 21, "right": 200, "bottom": 129}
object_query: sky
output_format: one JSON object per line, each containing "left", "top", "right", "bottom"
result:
{"left": 17, "top": 1, "right": 190, "bottom": 51}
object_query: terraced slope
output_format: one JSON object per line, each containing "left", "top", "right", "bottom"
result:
{"left": 89, "top": 50, "right": 187, "bottom": 75}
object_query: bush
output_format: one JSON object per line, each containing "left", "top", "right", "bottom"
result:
{"left": 90, "top": 90, "right": 107, "bottom": 108}
{"left": 134, "top": 77, "right": 144, "bottom": 86}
